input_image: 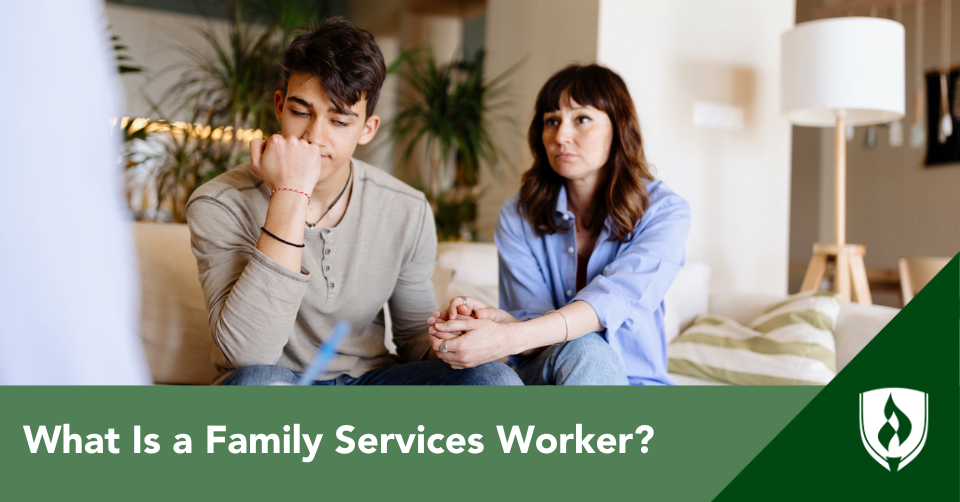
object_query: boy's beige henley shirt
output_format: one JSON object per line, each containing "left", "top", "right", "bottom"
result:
{"left": 185, "top": 159, "right": 436, "bottom": 382}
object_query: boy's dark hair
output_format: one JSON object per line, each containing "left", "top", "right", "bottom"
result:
{"left": 282, "top": 17, "right": 386, "bottom": 119}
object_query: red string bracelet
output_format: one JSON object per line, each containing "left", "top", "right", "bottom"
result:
{"left": 270, "top": 187, "right": 311, "bottom": 204}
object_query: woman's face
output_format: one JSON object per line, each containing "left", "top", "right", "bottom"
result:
{"left": 541, "top": 96, "right": 614, "bottom": 182}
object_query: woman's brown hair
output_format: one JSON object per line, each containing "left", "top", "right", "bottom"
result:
{"left": 518, "top": 64, "right": 654, "bottom": 242}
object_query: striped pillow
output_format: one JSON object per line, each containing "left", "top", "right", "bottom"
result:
{"left": 668, "top": 291, "right": 841, "bottom": 385}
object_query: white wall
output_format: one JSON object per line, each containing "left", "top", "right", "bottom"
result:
{"left": 105, "top": 4, "right": 231, "bottom": 120}
{"left": 597, "top": 0, "right": 796, "bottom": 295}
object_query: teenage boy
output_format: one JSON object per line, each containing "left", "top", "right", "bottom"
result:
{"left": 186, "top": 18, "right": 520, "bottom": 386}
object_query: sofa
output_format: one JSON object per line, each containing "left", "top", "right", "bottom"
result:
{"left": 133, "top": 222, "right": 899, "bottom": 385}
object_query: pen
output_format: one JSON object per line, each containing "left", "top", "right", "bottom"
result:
{"left": 297, "top": 320, "right": 351, "bottom": 385}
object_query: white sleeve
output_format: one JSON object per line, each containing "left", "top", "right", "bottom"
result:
{"left": 0, "top": 0, "right": 150, "bottom": 384}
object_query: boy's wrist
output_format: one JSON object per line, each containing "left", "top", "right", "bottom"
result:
{"left": 267, "top": 190, "right": 311, "bottom": 219}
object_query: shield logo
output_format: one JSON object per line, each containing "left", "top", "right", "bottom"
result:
{"left": 859, "top": 388, "right": 928, "bottom": 472}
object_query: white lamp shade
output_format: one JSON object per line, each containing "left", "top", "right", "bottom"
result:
{"left": 781, "top": 17, "right": 905, "bottom": 126}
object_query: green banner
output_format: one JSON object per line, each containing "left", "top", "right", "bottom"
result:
{"left": 2, "top": 387, "right": 815, "bottom": 500}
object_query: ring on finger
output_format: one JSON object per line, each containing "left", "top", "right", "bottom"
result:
{"left": 459, "top": 296, "right": 468, "bottom": 306}
{"left": 439, "top": 340, "right": 449, "bottom": 354}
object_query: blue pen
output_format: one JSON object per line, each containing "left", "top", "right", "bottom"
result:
{"left": 297, "top": 320, "right": 351, "bottom": 385}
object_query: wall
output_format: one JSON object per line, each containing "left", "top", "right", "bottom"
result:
{"left": 477, "top": 0, "right": 601, "bottom": 237}
{"left": 595, "top": 0, "right": 796, "bottom": 295}
{"left": 106, "top": 4, "right": 231, "bottom": 120}
{"left": 791, "top": 0, "right": 960, "bottom": 291}
{"left": 349, "top": 1, "right": 472, "bottom": 175}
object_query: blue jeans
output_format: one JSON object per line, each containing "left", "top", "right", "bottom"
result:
{"left": 220, "top": 359, "right": 522, "bottom": 386}
{"left": 512, "top": 333, "right": 628, "bottom": 385}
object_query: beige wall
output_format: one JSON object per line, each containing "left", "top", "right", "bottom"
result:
{"left": 597, "top": 0, "right": 796, "bottom": 295}
{"left": 476, "top": 0, "right": 601, "bottom": 237}
{"left": 791, "top": 0, "right": 960, "bottom": 285}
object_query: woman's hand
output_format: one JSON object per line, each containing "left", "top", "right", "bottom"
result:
{"left": 428, "top": 318, "right": 521, "bottom": 369}
{"left": 249, "top": 134, "right": 324, "bottom": 194}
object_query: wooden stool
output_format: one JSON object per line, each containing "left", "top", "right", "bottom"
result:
{"left": 800, "top": 243, "right": 872, "bottom": 305}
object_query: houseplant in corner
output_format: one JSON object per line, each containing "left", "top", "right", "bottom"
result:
{"left": 391, "top": 49, "right": 516, "bottom": 241}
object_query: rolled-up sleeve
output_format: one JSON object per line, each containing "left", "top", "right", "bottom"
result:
{"left": 496, "top": 198, "right": 557, "bottom": 321}
{"left": 387, "top": 198, "right": 436, "bottom": 363}
{"left": 186, "top": 197, "right": 310, "bottom": 368}
{"left": 573, "top": 194, "right": 691, "bottom": 334}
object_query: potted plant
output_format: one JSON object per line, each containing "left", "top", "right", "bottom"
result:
{"left": 391, "top": 49, "right": 516, "bottom": 241}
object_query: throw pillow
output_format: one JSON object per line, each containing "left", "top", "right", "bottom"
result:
{"left": 667, "top": 291, "right": 841, "bottom": 385}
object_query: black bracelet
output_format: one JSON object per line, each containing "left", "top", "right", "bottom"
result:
{"left": 260, "top": 226, "right": 305, "bottom": 248}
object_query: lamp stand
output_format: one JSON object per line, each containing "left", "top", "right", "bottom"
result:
{"left": 799, "top": 115, "right": 873, "bottom": 304}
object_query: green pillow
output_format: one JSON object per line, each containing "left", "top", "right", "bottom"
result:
{"left": 668, "top": 291, "right": 841, "bottom": 385}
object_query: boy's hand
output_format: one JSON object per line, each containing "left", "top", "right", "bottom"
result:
{"left": 249, "top": 135, "right": 324, "bottom": 194}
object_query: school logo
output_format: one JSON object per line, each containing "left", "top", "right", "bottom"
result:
{"left": 859, "top": 388, "right": 928, "bottom": 472}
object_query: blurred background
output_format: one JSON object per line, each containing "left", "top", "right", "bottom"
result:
{"left": 3, "top": 0, "right": 954, "bottom": 384}
{"left": 106, "top": 0, "right": 959, "bottom": 306}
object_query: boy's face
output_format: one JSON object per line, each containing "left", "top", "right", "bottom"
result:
{"left": 274, "top": 72, "right": 380, "bottom": 177}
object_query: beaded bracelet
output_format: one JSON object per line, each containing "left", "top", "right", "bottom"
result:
{"left": 260, "top": 227, "right": 305, "bottom": 248}
{"left": 270, "top": 187, "right": 311, "bottom": 204}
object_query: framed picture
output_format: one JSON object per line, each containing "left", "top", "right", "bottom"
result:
{"left": 925, "top": 68, "right": 960, "bottom": 167}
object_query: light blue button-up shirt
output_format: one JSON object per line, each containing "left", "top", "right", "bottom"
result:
{"left": 495, "top": 180, "right": 691, "bottom": 385}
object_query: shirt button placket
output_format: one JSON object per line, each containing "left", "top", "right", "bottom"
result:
{"left": 320, "top": 231, "right": 336, "bottom": 297}
{"left": 325, "top": 246, "right": 333, "bottom": 291}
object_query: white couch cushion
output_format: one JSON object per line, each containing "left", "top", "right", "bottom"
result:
{"left": 433, "top": 242, "right": 500, "bottom": 311}
{"left": 833, "top": 302, "right": 898, "bottom": 372}
{"left": 133, "top": 222, "right": 218, "bottom": 385}
{"left": 435, "top": 242, "right": 498, "bottom": 287}
{"left": 663, "top": 261, "right": 710, "bottom": 343}
{"left": 708, "top": 291, "right": 784, "bottom": 326}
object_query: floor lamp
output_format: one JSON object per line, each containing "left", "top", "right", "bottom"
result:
{"left": 781, "top": 18, "right": 905, "bottom": 304}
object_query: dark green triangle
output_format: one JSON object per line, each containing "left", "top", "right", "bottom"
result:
{"left": 714, "top": 254, "right": 959, "bottom": 501}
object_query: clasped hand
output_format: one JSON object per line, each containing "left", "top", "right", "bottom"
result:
{"left": 427, "top": 296, "right": 522, "bottom": 370}
{"left": 249, "top": 135, "right": 324, "bottom": 194}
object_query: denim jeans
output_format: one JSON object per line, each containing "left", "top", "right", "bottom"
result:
{"left": 220, "top": 359, "right": 523, "bottom": 386}
{"left": 512, "top": 332, "right": 628, "bottom": 385}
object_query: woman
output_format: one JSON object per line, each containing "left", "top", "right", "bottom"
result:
{"left": 429, "top": 64, "right": 690, "bottom": 385}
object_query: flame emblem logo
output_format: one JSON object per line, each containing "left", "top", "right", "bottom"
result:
{"left": 859, "top": 388, "right": 928, "bottom": 472}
